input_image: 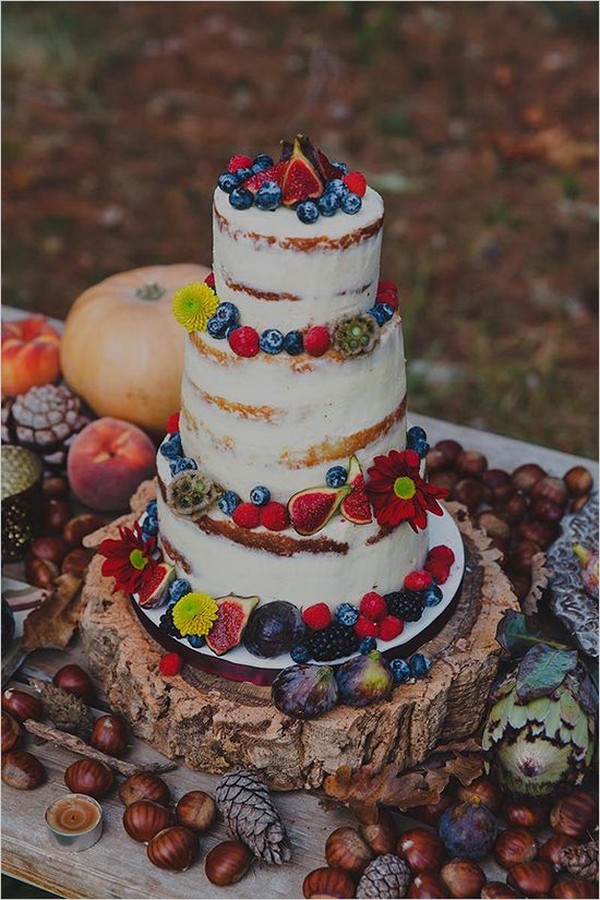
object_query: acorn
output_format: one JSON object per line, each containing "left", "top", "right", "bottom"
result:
{"left": 530, "top": 476, "right": 568, "bottom": 509}
{"left": 482, "top": 469, "right": 515, "bottom": 503}
{"left": 359, "top": 808, "right": 397, "bottom": 855}
{"left": 426, "top": 440, "right": 463, "bottom": 474}
{"left": 550, "top": 790, "right": 597, "bottom": 838}
{"left": 1, "top": 712, "right": 21, "bottom": 753}
{"left": 451, "top": 478, "right": 486, "bottom": 512}
{"left": 457, "top": 450, "right": 488, "bottom": 478}
{"left": 396, "top": 827, "right": 445, "bottom": 875}
{"left": 506, "top": 861, "right": 554, "bottom": 898}
{"left": 457, "top": 776, "right": 503, "bottom": 814}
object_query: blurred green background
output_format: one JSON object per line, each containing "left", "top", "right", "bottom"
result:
{"left": 2, "top": 1, "right": 598, "bottom": 458}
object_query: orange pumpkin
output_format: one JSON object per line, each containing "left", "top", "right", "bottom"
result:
{"left": 60, "top": 264, "right": 209, "bottom": 434}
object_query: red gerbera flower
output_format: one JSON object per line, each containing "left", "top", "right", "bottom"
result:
{"left": 366, "top": 448, "right": 448, "bottom": 532}
{"left": 98, "top": 523, "right": 158, "bottom": 594}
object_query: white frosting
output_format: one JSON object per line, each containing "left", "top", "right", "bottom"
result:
{"left": 212, "top": 186, "right": 384, "bottom": 332}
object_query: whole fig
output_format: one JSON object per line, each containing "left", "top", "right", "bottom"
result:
{"left": 335, "top": 650, "right": 394, "bottom": 708}
{"left": 438, "top": 801, "right": 498, "bottom": 860}
{"left": 243, "top": 601, "right": 305, "bottom": 658}
{"left": 272, "top": 664, "right": 338, "bottom": 720}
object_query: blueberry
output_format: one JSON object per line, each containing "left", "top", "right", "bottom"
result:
{"left": 283, "top": 330, "right": 304, "bottom": 355}
{"left": 368, "top": 303, "right": 394, "bottom": 326}
{"left": 168, "top": 579, "right": 192, "bottom": 604}
{"left": 318, "top": 192, "right": 340, "bottom": 217}
{"left": 335, "top": 603, "right": 359, "bottom": 627}
{"left": 326, "top": 465, "right": 348, "bottom": 488}
{"left": 142, "top": 514, "right": 158, "bottom": 537}
{"left": 218, "top": 490, "right": 241, "bottom": 516}
{"left": 290, "top": 644, "right": 311, "bottom": 664}
{"left": 326, "top": 178, "right": 349, "bottom": 200}
{"left": 296, "top": 200, "right": 319, "bottom": 224}
{"left": 207, "top": 315, "right": 227, "bottom": 339}
{"left": 145, "top": 500, "right": 158, "bottom": 518}
{"left": 225, "top": 323, "right": 240, "bottom": 338}
{"left": 423, "top": 582, "right": 443, "bottom": 607}
{"left": 260, "top": 328, "right": 284, "bottom": 355}
{"left": 255, "top": 181, "right": 282, "bottom": 211}
{"left": 252, "top": 153, "right": 273, "bottom": 172}
{"left": 217, "top": 171, "right": 241, "bottom": 193}
{"left": 187, "top": 634, "right": 205, "bottom": 648}
{"left": 229, "top": 187, "right": 253, "bottom": 210}
{"left": 160, "top": 434, "right": 183, "bottom": 460}
{"left": 406, "top": 426, "right": 430, "bottom": 458}
{"left": 409, "top": 653, "right": 432, "bottom": 679}
{"left": 249, "top": 485, "right": 270, "bottom": 506}
{"left": 342, "top": 192, "right": 362, "bottom": 214}
{"left": 331, "top": 160, "right": 349, "bottom": 174}
{"left": 215, "top": 302, "right": 240, "bottom": 327}
{"left": 235, "top": 166, "right": 254, "bottom": 182}
{"left": 390, "top": 658, "right": 411, "bottom": 684}
{"left": 359, "top": 636, "right": 377, "bottom": 654}
{"left": 169, "top": 457, "right": 197, "bottom": 475}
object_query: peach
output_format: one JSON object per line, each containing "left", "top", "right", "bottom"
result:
{"left": 67, "top": 417, "right": 156, "bottom": 511}
{"left": 2, "top": 315, "right": 61, "bottom": 398}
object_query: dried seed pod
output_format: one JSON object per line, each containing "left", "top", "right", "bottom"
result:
{"left": 123, "top": 800, "right": 175, "bottom": 843}
{"left": 325, "top": 826, "right": 374, "bottom": 877}
{"left": 146, "top": 825, "right": 198, "bottom": 871}
{"left": 2, "top": 750, "right": 45, "bottom": 789}
{"left": 175, "top": 790, "right": 217, "bottom": 833}
{"left": 65, "top": 758, "right": 115, "bottom": 799}
{"left": 118, "top": 772, "right": 171, "bottom": 808}
{"left": 205, "top": 840, "right": 253, "bottom": 886}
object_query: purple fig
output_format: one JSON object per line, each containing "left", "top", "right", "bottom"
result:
{"left": 438, "top": 801, "right": 498, "bottom": 860}
{"left": 335, "top": 650, "right": 394, "bottom": 708}
{"left": 271, "top": 664, "right": 339, "bottom": 720}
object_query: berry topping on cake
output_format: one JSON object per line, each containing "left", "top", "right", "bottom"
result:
{"left": 159, "top": 606, "right": 182, "bottom": 637}
{"left": 340, "top": 454, "right": 373, "bottom": 525}
{"left": 325, "top": 465, "right": 348, "bottom": 488}
{"left": 159, "top": 652, "right": 183, "bottom": 676}
{"left": 206, "top": 594, "right": 259, "bottom": 656}
{"left": 376, "top": 280, "right": 399, "bottom": 311}
{"left": 424, "top": 544, "right": 455, "bottom": 584}
{"left": 287, "top": 485, "right": 350, "bottom": 536}
{"left": 423, "top": 582, "right": 444, "bottom": 607}
{"left": 232, "top": 502, "right": 261, "bottom": 529}
{"left": 326, "top": 178, "right": 349, "bottom": 200}
{"left": 318, "top": 193, "right": 340, "bottom": 217}
{"left": 229, "top": 325, "right": 260, "bottom": 357}
{"left": 335, "top": 603, "right": 359, "bottom": 627}
{"left": 304, "top": 325, "right": 331, "bottom": 357}
{"left": 406, "top": 425, "right": 430, "bottom": 458}
{"left": 283, "top": 330, "right": 304, "bottom": 355}
{"left": 379, "top": 615, "right": 404, "bottom": 641}
{"left": 427, "top": 544, "right": 455, "bottom": 566}
{"left": 229, "top": 187, "right": 253, "bottom": 210}
{"left": 255, "top": 181, "right": 283, "bottom": 211}
{"left": 218, "top": 490, "right": 241, "bottom": 516}
{"left": 244, "top": 162, "right": 286, "bottom": 194}
{"left": 214, "top": 302, "right": 240, "bottom": 328}
{"left": 203, "top": 271, "right": 215, "bottom": 289}
{"left": 384, "top": 589, "right": 424, "bottom": 623}
{"left": 342, "top": 171, "right": 367, "bottom": 197}
{"left": 302, "top": 603, "right": 332, "bottom": 632}
{"left": 281, "top": 136, "right": 324, "bottom": 206}
{"left": 354, "top": 615, "right": 380, "bottom": 639}
{"left": 368, "top": 303, "right": 395, "bottom": 326}
{"left": 307, "top": 622, "right": 359, "bottom": 661}
{"left": 359, "top": 636, "right": 377, "bottom": 654}
{"left": 249, "top": 485, "right": 271, "bottom": 506}
{"left": 187, "top": 634, "right": 205, "bottom": 648}
{"left": 259, "top": 328, "right": 284, "bottom": 354}
{"left": 166, "top": 411, "right": 180, "bottom": 433}
{"left": 296, "top": 200, "right": 320, "bottom": 224}
{"left": 260, "top": 501, "right": 289, "bottom": 531}
{"left": 168, "top": 578, "right": 192, "bottom": 604}
{"left": 403, "top": 570, "right": 433, "bottom": 592}
{"left": 252, "top": 152, "right": 274, "bottom": 172}
{"left": 169, "top": 456, "right": 198, "bottom": 476}
{"left": 359, "top": 591, "right": 387, "bottom": 621}
{"left": 228, "top": 154, "right": 253, "bottom": 173}
{"left": 160, "top": 432, "right": 183, "bottom": 460}
{"left": 218, "top": 172, "right": 241, "bottom": 194}
{"left": 341, "top": 193, "right": 362, "bottom": 214}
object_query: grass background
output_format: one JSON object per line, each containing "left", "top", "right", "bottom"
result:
{"left": 2, "top": 0, "right": 598, "bottom": 462}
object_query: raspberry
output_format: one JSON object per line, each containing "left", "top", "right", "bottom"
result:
{"left": 354, "top": 615, "right": 380, "bottom": 639}
{"left": 228, "top": 154, "right": 253, "bottom": 173}
{"left": 166, "top": 411, "right": 180, "bottom": 433}
{"left": 342, "top": 171, "right": 367, "bottom": 197}
{"left": 378, "top": 280, "right": 397, "bottom": 294}
{"left": 302, "top": 602, "right": 332, "bottom": 632}
{"left": 376, "top": 280, "right": 399, "bottom": 311}
{"left": 159, "top": 652, "right": 183, "bottom": 676}
{"left": 260, "top": 501, "right": 289, "bottom": 531}
{"left": 403, "top": 570, "right": 433, "bottom": 592}
{"left": 203, "top": 271, "right": 216, "bottom": 290}
{"left": 379, "top": 615, "right": 404, "bottom": 641}
{"left": 427, "top": 545, "right": 455, "bottom": 566}
{"left": 359, "top": 591, "right": 387, "bottom": 622}
{"left": 424, "top": 558, "right": 451, "bottom": 585}
{"left": 229, "top": 326, "right": 260, "bottom": 358}
{"left": 304, "top": 325, "right": 331, "bottom": 357}
{"left": 232, "top": 502, "right": 261, "bottom": 529}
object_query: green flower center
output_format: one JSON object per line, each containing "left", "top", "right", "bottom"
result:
{"left": 393, "top": 476, "right": 416, "bottom": 500}
{"left": 129, "top": 549, "right": 148, "bottom": 570}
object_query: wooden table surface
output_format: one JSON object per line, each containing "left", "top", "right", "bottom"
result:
{"left": 2, "top": 307, "right": 598, "bottom": 899}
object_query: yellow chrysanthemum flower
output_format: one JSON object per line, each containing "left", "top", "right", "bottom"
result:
{"left": 172, "top": 592, "right": 219, "bottom": 636}
{"left": 172, "top": 283, "right": 219, "bottom": 332}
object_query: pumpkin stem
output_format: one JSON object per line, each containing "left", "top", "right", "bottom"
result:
{"left": 136, "top": 282, "right": 167, "bottom": 301}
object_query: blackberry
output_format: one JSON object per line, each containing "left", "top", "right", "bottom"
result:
{"left": 384, "top": 589, "right": 424, "bottom": 622}
{"left": 307, "top": 622, "right": 358, "bottom": 662}
{"left": 159, "top": 606, "right": 183, "bottom": 638}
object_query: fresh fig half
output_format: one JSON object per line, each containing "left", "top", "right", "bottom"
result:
{"left": 340, "top": 455, "right": 373, "bottom": 525}
{"left": 138, "top": 563, "right": 175, "bottom": 609}
{"left": 206, "top": 594, "right": 259, "bottom": 656}
{"left": 288, "top": 485, "right": 351, "bottom": 536}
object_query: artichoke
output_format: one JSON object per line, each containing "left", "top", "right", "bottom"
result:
{"left": 482, "top": 643, "right": 596, "bottom": 799}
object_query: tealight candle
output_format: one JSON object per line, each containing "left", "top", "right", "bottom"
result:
{"left": 45, "top": 793, "right": 103, "bottom": 851}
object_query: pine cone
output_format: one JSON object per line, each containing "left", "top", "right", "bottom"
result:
{"left": 215, "top": 768, "right": 291, "bottom": 865}
{"left": 357, "top": 854, "right": 411, "bottom": 899}
{"left": 559, "top": 840, "right": 599, "bottom": 881}
{"left": 4, "top": 383, "right": 90, "bottom": 472}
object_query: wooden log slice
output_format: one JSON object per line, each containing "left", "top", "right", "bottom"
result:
{"left": 80, "top": 481, "right": 519, "bottom": 790}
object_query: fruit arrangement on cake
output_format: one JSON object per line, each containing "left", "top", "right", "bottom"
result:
{"left": 97, "top": 135, "right": 464, "bottom": 705}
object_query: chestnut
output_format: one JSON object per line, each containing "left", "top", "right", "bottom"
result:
{"left": 508, "top": 539, "right": 543, "bottom": 576}
{"left": 511, "top": 463, "right": 546, "bottom": 493}
{"left": 61, "top": 547, "right": 93, "bottom": 578}
{"left": 62, "top": 513, "right": 105, "bottom": 548}
{"left": 440, "top": 858, "right": 486, "bottom": 898}
{"left": 482, "top": 469, "right": 515, "bottom": 503}
{"left": 457, "top": 776, "right": 503, "bottom": 814}
{"left": 303, "top": 866, "right": 356, "bottom": 899}
{"left": 64, "top": 758, "right": 115, "bottom": 799}
{"left": 146, "top": 825, "right": 198, "bottom": 871}
{"left": 504, "top": 799, "right": 546, "bottom": 830}
{"left": 2, "top": 749, "right": 45, "bottom": 789}
{"left": 396, "top": 827, "right": 445, "bottom": 875}
{"left": 411, "top": 790, "right": 454, "bottom": 827}
{"left": 494, "top": 828, "right": 538, "bottom": 869}
{"left": 90, "top": 714, "right": 128, "bottom": 757}
{"left": 205, "top": 839, "right": 253, "bottom": 886}
{"left": 29, "top": 535, "right": 68, "bottom": 567}
{"left": 530, "top": 475, "right": 568, "bottom": 509}
{"left": 481, "top": 883, "right": 519, "bottom": 898}
{"left": 25, "top": 554, "right": 59, "bottom": 589}
{"left": 457, "top": 450, "right": 488, "bottom": 478}
{"left": 515, "top": 518, "right": 560, "bottom": 549}
{"left": 551, "top": 878, "right": 598, "bottom": 898}
{"left": 570, "top": 494, "right": 591, "bottom": 514}
{"left": 538, "top": 833, "right": 578, "bottom": 868}
{"left": 407, "top": 873, "right": 446, "bottom": 898}
{"left": 1, "top": 711, "right": 21, "bottom": 753}
{"left": 530, "top": 497, "right": 565, "bottom": 524}
{"left": 451, "top": 478, "right": 486, "bottom": 512}
{"left": 175, "top": 790, "right": 217, "bottom": 833}
{"left": 474, "top": 511, "right": 511, "bottom": 543}
{"left": 119, "top": 771, "right": 171, "bottom": 808}
{"left": 429, "top": 469, "right": 460, "bottom": 492}
{"left": 325, "top": 826, "right": 374, "bottom": 877}
{"left": 53, "top": 664, "right": 95, "bottom": 703}
{"left": 507, "top": 861, "right": 554, "bottom": 898}
{"left": 359, "top": 808, "right": 397, "bottom": 855}
{"left": 2, "top": 688, "right": 43, "bottom": 723}
{"left": 563, "top": 466, "right": 594, "bottom": 498}
{"left": 42, "top": 498, "right": 73, "bottom": 534}
{"left": 550, "top": 790, "right": 598, "bottom": 838}
{"left": 426, "top": 440, "right": 463, "bottom": 474}
{"left": 41, "top": 475, "right": 69, "bottom": 499}
{"left": 123, "top": 799, "right": 175, "bottom": 843}
{"left": 495, "top": 491, "right": 527, "bottom": 524}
